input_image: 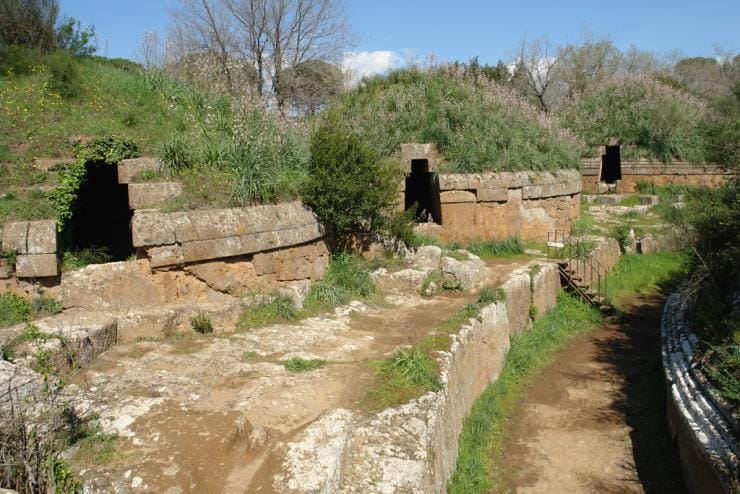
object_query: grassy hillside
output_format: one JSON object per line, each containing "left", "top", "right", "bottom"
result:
{"left": 0, "top": 53, "right": 188, "bottom": 223}
{"left": 323, "top": 66, "right": 582, "bottom": 173}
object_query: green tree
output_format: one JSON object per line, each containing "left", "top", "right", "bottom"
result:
{"left": 55, "top": 17, "right": 97, "bottom": 56}
{"left": 303, "top": 111, "right": 400, "bottom": 236}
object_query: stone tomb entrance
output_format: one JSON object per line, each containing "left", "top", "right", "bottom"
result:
{"left": 67, "top": 162, "right": 133, "bottom": 261}
{"left": 405, "top": 158, "right": 442, "bottom": 224}
{"left": 600, "top": 145, "right": 622, "bottom": 184}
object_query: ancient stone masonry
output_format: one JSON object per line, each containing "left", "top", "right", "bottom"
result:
{"left": 661, "top": 293, "right": 739, "bottom": 494}
{"left": 0, "top": 219, "right": 59, "bottom": 278}
{"left": 413, "top": 169, "right": 582, "bottom": 243}
{"left": 582, "top": 159, "right": 731, "bottom": 194}
{"left": 273, "top": 262, "right": 562, "bottom": 494}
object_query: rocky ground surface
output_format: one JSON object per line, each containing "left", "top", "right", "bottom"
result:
{"left": 20, "top": 251, "right": 530, "bottom": 493}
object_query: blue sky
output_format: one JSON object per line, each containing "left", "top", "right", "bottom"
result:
{"left": 62, "top": 0, "right": 739, "bottom": 76}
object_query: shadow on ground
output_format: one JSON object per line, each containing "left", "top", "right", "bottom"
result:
{"left": 591, "top": 289, "right": 687, "bottom": 493}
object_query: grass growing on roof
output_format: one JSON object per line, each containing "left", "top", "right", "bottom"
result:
{"left": 326, "top": 66, "right": 581, "bottom": 173}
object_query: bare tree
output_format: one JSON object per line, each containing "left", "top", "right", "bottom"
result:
{"left": 556, "top": 35, "right": 622, "bottom": 100}
{"left": 0, "top": 0, "right": 59, "bottom": 52}
{"left": 510, "top": 36, "right": 571, "bottom": 113}
{"left": 168, "top": 0, "right": 351, "bottom": 110}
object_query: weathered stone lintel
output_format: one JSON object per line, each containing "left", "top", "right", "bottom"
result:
{"left": 128, "top": 182, "right": 182, "bottom": 210}
{"left": 15, "top": 254, "right": 59, "bottom": 278}
{"left": 146, "top": 223, "right": 323, "bottom": 268}
{"left": 440, "top": 190, "right": 476, "bottom": 204}
{"left": 131, "top": 201, "right": 320, "bottom": 248}
{"left": 1, "top": 220, "right": 57, "bottom": 255}
{"left": 180, "top": 223, "right": 322, "bottom": 264}
{"left": 117, "top": 157, "right": 161, "bottom": 184}
{"left": 438, "top": 170, "right": 582, "bottom": 196}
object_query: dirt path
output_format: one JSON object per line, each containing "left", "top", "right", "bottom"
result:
{"left": 500, "top": 293, "right": 687, "bottom": 494}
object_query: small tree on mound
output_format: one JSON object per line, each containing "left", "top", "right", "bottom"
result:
{"left": 559, "top": 74, "right": 708, "bottom": 162}
{"left": 303, "top": 111, "right": 400, "bottom": 239}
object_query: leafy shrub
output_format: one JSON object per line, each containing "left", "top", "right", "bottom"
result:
{"left": 611, "top": 225, "right": 632, "bottom": 253}
{"left": 701, "top": 82, "right": 740, "bottom": 169}
{"left": 560, "top": 74, "right": 708, "bottom": 162}
{"left": 0, "top": 293, "right": 32, "bottom": 327}
{"left": 281, "top": 358, "right": 325, "bottom": 373}
{"left": 303, "top": 111, "right": 400, "bottom": 235}
{"left": 329, "top": 66, "right": 581, "bottom": 172}
{"left": 190, "top": 313, "right": 213, "bottom": 334}
{"left": 0, "top": 44, "right": 38, "bottom": 75}
{"left": 55, "top": 17, "right": 97, "bottom": 57}
{"left": 46, "top": 50, "right": 83, "bottom": 98}
{"left": 380, "top": 208, "right": 419, "bottom": 247}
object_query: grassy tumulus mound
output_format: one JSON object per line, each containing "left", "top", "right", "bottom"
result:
{"left": 324, "top": 66, "right": 582, "bottom": 173}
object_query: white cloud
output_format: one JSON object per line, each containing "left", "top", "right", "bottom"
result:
{"left": 341, "top": 50, "right": 405, "bottom": 85}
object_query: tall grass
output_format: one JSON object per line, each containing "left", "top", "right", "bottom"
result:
{"left": 303, "top": 253, "right": 376, "bottom": 310}
{"left": 465, "top": 237, "right": 524, "bottom": 259}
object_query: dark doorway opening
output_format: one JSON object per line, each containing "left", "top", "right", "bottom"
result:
{"left": 600, "top": 145, "right": 622, "bottom": 183}
{"left": 405, "top": 159, "right": 442, "bottom": 224}
{"left": 66, "top": 162, "right": 133, "bottom": 261}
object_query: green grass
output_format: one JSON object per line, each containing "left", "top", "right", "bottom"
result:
{"left": 366, "top": 347, "right": 441, "bottom": 409}
{"left": 303, "top": 253, "right": 377, "bottom": 310}
{"left": 329, "top": 67, "right": 580, "bottom": 173}
{"left": 0, "top": 293, "right": 62, "bottom": 329}
{"left": 281, "top": 358, "right": 326, "bottom": 373}
{"left": 416, "top": 236, "right": 527, "bottom": 260}
{"left": 606, "top": 252, "right": 688, "bottom": 310}
{"left": 72, "top": 432, "right": 120, "bottom": 466}
{"left": 448, "top": 251, "right": 688, "bottom": 493}
{"left": 0, "top": 56, "right": 184, "bottom": 168}
{"left": 61, "top": 246, "right": 112, "bottom": 271}
{"left": 239, "top": 294, "right": 299, "bottom": 330}
{"left": 571, "top": 208, "right": 599, "bottom": 235}
{"left": 619, "top": 195, "right": 644, "bottom": 206}
{"left": 449, "top": 293, "right": 602, "bottom": 493}
{"left": 465, "top": 237, "right": 525, "bottom": 259}
{"left": 365, "top": 287, "right": 506, "bottom": 411}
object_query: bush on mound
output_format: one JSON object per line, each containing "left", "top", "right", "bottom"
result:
{"left": 559, "top": 74, "right": 709, "bottom": 163}
{"left": 325, "top": 66, "right": 582, "bottom": 173}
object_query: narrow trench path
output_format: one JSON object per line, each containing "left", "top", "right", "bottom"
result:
{"left": 499, "top": 293, "right": 687, "bottom": 494}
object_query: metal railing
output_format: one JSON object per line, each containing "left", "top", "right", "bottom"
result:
{"left": 546, "top": 229, "right": 609, "bottom": 306}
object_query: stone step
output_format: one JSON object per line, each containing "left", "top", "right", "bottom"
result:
{"left": 128, "top": 182, "right": 182, "bottom": 210}
{"left": 117, "top": 157, "right": 161, "bottom": 184}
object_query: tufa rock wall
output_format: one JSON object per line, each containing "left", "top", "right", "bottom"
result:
{"left": 413, "top": 170, "right": 582, "bottom": 243}
{"left": 131, "top": 201, "right": 324, "bottom": 268}
{"left": 273, "top": 262, "right": 562, "bottom": 493}
{"left": 582, "top": 160, "right": 730, "bottom": 194}
{"left": 0, "top": 219, "right": 59, "bottom": 279}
